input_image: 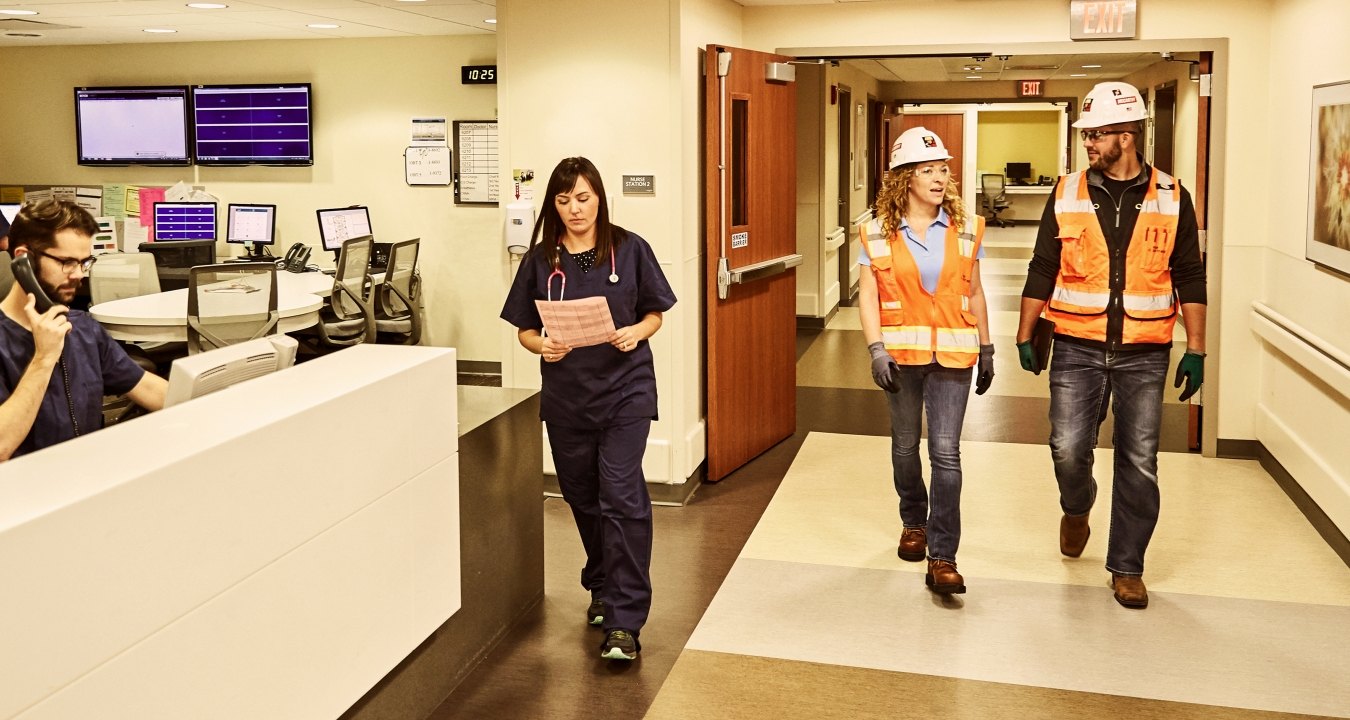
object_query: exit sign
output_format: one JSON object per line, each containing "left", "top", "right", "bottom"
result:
{"left": 1070, "top": 0, "right": 1138, "bottom": 40}
{"left": 1018, "top": 80, "right": 1045, "bottom": 97}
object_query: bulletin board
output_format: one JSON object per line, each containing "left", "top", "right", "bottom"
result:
{"left": 452, "top": 120, "right": 500, "bottom": 205}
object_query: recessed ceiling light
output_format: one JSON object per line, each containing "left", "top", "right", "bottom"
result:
{"left": 0, "top": 9, "right": 39, "bottom": 15}
{"left": 485, "top": 18, "right": 497, "bottom": 24}
{"left": 186, "top": 2, "right": 227, "bottom": 8}
{"left": 396, "top": 0, "right": 426, "bottom": 2}
{"left": 143, "top": 28, "right": 177, "bottom": 33}
{"left": 1070, "top": 73, "right": 1088, "bottom": 77}
{"left": 307, "top": 23, "right": 340, "bottom": 29}
{"left": 1082, "top": 64, "right": 1102, "bottom": 68}
{"left": 965, "top": 75, "right": 982, "bottom": 80}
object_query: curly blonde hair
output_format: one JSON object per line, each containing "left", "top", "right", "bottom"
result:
{"left": 873, "top": 164, "right": 968, "bottom": 237}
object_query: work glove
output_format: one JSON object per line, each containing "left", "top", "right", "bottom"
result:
{"left": 1016, "top": 339, "right": 1040, "bottom": 374}
{"left": 975, "top": 344, "right": 995, "bottom": 395}
{"left": 868, "top": 341, "right": 900, "bottom": 393}
{"left": 1174, "top": 351, "right": 1205, "bottom": 402}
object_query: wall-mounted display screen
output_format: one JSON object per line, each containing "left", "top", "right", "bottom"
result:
{"left": 192, "top": 83, "right": 313, "bottom": 166}
{"left": 74, "top": 86, "right": 191, "bottom": 166}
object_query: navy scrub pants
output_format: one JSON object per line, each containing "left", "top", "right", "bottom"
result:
{"left": 546, "top": 417, "right": 654, "bottom": 635}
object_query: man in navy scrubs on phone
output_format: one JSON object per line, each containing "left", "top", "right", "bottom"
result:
{"left": 0, "top": 200, "right": 166, "bottom": 461}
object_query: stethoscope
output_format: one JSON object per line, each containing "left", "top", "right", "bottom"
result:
{"left": 546, "top": 241, "right": 618, "bottom": 301}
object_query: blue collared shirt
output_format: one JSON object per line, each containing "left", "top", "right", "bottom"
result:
{"left": 859, "top": 208, "right": 984, "bottom": 294}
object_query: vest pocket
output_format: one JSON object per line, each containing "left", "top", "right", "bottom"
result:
{"left": 1057, "top": 224, "right": 1087, "bottom": 280}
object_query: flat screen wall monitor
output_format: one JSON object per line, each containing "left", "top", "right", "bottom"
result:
{"left": 315, "top": 206, "right": 373, "bottom": 252}
{"left": 153, "top": 202, "right": 218, "bottom": 242}
{"left": 74, "top": 86, "right": 191, "bottom": 166}
{"left": 0, "top": 203, "right": 19, "bottom": 224}
{"left": 226, "top": 203, "right": 277, "bottom": 259}
{"left": 1005, "top": 162, "right": 1033, "bottom": 184}
{"left": 191, "top": 83, "right": 313, "bottom": 166}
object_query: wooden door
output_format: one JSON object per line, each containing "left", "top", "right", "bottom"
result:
{"left": 897, "top": 113, "right": 966, "bottom": 191}
{"left": 703, "top": 44, "right": 798, "bottom": 482}
{"left": 1189, "top": 53, "right": 1213, "bottom": 452}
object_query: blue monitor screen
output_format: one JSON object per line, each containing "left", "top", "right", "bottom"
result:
{"left": 153, "top": 202, "right": 217, "bottom": 241}
{"left": 191, "top": 83, "right": 313, "bottom": 166}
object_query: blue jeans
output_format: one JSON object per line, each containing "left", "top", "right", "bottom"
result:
{"left": 886, "top": 362, "right": 972, "bottom": 563}
{"left": 1048, "top": 342, "right": 1169, "bottom": 576}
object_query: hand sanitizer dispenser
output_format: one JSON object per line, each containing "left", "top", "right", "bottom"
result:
{"left": 505, "top": 201, "right": 534, "bottom": 255}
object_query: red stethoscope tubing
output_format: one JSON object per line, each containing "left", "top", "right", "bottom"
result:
{"left": 546, "top": 247, "right": 617, "bottom": 302}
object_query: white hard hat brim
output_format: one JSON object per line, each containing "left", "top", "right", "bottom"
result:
{"left": 889, "top": 152, "right": 954, "bottom": 170}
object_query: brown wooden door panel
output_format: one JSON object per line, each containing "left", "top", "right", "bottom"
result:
{"left": 704, "top": 44, "right": 797, "bottom": 481}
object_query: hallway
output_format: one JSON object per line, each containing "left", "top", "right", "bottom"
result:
{"left": 428, "top": 224, "right": 1350, "bottom": 719}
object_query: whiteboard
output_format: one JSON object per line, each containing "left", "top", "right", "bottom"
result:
{"left": 453, "top": 120, "right": 499, "bottom": 204}
{"left": 405, "top": 146, "right": 451, "bottom": 185}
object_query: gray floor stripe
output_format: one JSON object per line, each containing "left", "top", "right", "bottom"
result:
{"left": 687, "top": 557, "right": 1350, "bottom": 718}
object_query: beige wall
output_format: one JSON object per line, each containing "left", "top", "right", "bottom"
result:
{"left": 976, "top": 110, "right": 1059, "bottom": 181}
{"left": 0, "top": 36, "right": 500, "bottom": 361}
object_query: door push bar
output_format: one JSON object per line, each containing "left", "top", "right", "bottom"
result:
{"left": 717, "top": 253, "right": 803, "bottom": 300}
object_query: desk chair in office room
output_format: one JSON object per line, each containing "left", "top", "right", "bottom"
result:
{"left": 186, "top": 263, "right": 279, "bottom": 355}
{"left": 374, "top": 238, "right": 422, "bottom": 345}
{"left": 140, "top": 240, "right": 217, "bottom": 291}
{"left": 300, "top": 235, "right": 376, "bottom": 351}
{"left": 980, "top": 174, "right": 1012, "bottom": 228}
{"left": 88, "top": 252, "right": 176, "bottom": 373}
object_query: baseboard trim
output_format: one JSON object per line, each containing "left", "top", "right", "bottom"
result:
{"left": 1257, "top": 443, "right": 1350, "bottom": 568}
{"left": 544, "top": 465, "right": 704, "bottom": 507}
{"left": 1216, "top": 438, "right": 1260, "bottom": 459}
{"left": 457, "top": 359, "right": 501, "bottom": 375}
{"left": 796, "top": 305, "right": 838, "bottom": 330}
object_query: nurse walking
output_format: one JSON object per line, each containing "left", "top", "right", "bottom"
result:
{"left": 501, "top": 157, "right": 676, "bottom": 661}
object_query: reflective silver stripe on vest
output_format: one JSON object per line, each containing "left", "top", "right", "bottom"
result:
{"left": 882, "top": 326, "right": 930, "bottom": 349}
{"left": 881, "top": 300, "right": 902, "bottom": 310}
{"left": 1122, "top": 292, "right": 1175, "bottom": 312}
{"left": 1055, "top": 173, "right": 1094, "bottom": 214}
{"left": 1141, "top": 168, "right": 1181, "bottom": 216}
{"left": 935, "top": 328, "right": 980, "bottom": 352}
{"left": 1052, "top": 285, "right": 1110, "bottom": 310}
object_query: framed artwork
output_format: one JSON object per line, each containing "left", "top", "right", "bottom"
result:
{"left": 1307, "top": 80, "right": 1350, "bottom": 276}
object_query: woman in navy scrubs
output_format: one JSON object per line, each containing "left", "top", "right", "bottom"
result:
{"left": 500, "top": 157, "right": 676, "bottom": 661}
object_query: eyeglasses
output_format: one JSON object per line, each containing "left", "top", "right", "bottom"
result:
{"left": 1079, "top": 129, "right": 1129, "bottom": 142}
{"left": 35, "top": 249, "right": 98, "bottom": 274}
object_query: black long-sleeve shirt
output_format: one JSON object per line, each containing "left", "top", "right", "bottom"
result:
{"left": 1021, "top": 159, "right": 1207, "bottom": 351}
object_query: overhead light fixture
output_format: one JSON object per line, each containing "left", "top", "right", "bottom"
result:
{"left": 308, "top": 23, "right": 340, "bottom": 28}
{"left": 965, "top": 75, "right": 982, "bottom": 80}
{"left": 1070, "top": 73, "right": 1088, "bottom": 77}
{"left": 396, "top": 0, "right": 426, "bottom": 2}
{"left": 0, "top": 9, "right": 39, "bottom": 14}
{"left": 485, "top": 18, "right": 497, "bottom": 24}
{"left": 186, "top": 3, "right": 228, "bottom": 8}
{"left": 1082, "top": 64, "right": 1102, "bottom": 68}
{"left": 143, "top": 28, "right": 177, "bottom": 33}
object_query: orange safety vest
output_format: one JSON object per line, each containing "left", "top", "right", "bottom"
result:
{"left": 860, "top": 213, "right": 984, "bottom": 368}
{"left": 1046, "top": 168, "right": 1181, "bottom": 345}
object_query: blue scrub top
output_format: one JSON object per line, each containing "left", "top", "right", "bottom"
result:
{"left": 0, "top": 310, "right": 145, "bottom": 458}
{"left": 501, "top": 230, "right": 677, "bottom": 429}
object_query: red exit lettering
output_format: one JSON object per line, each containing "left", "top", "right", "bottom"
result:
{"left": 1082, "top": 1, "right": 1126, "bottom": 34}
{"left": 1019, "top": 80, "right": 1044, "bottom": 97}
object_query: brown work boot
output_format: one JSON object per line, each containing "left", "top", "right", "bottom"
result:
{"left": 897, "top": 527, "right": 927, "bottom": 562}
{"left": 925, "top": 559, "right": 966, "bottom": 594}
{"left": 1060, "top": 513, "right": 1090, "bottom": 557}
{"left": 1111, "top": 574, "right": 1148, "bottom": 608}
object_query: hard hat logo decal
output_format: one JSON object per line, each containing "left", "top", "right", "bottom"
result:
{"left": 922, "top": 136, "right": 937, "bottom": 148}
{"left": 1083, "top": 98, "right": 1094, "bottom": 112}
{"left": 1116, "top": 95, "right": 1138, "bottom": 105}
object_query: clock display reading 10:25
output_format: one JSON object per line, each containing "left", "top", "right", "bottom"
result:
{"left": 461, "top": 65, "right": 497, "bottom": 84}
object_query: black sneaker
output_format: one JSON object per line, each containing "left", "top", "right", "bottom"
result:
{"left": 600, "top": 629, "right": 639, "bottom": 661}
{"left": 586, "top": 596, "right": 605, "bottom": 627}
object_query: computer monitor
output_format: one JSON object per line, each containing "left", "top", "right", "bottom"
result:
{"left": 163, "top": 334, "right": 299, "bottom": 408}
{"left": 316, "top": 206, "right": 373, "bottom": 253}
{"left": 1005, "top": 162, "right": 1033, "bottom": 184}
{"left": 152, "top": 202, "right": 217, "bottom": 241}
{"left": 226, "top": 203, "right": 277, "bottom": 260}
{"left": 74, "top": 86, "right": 191, "bottom": 166}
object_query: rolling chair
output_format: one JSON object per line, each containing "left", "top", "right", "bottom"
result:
{"left": 88, "top": 252, "right": 177, "bottom": 372}
{"left": 298, "top": 235, "right": 376, "bottom": 352}
{"left": 186, "top": 262, "right": 279, "bottom": 354}
{"left": 374, "top": 238, "right": 423, "bottom": 345}
{"left": 980, "top": 174, "right": 1012, "bottom": 228}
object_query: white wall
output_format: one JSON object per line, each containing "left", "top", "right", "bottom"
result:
{"left": 0, "top": 36, "right": 501, "bottom": 361}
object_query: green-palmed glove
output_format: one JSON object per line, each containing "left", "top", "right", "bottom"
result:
{"left": 1174, "top": 351, "right": 1205, "bottom": 401}
{"left": 1016, "top": 340, "right": 1040, "bottom": 374}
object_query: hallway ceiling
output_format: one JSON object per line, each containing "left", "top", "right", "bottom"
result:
{"left": 0, "top": 0, "right": 496, "bottom": 45}
{"left": 843, "top": 52, "right": 1170, "bottom": 83}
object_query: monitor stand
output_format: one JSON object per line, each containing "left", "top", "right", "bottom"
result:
{"left": 235, "top": 242, "right": 272, "bottom": 262}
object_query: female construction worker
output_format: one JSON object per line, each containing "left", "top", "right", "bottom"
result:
{"left": 857, "top": 126, "right": 994, "bottom": 596}
{"left": 500, "top": 157, "right": 676, "bottom": 661}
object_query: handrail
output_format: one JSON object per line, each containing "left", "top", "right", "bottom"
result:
{"left": 1250, "top": 301, "right": 1350, "bottom": 400}
{"left": 852, "top": 208, "right": 873, "bottom": 226}
{"left": 824, "top": 226, "right": 846, "bottom": 253}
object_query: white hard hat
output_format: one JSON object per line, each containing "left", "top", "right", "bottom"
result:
{"left": 889, "top": 126, "right": 953, "bottom": 169}
{"left": 1073, "top": 81, "right": 1147, "bottom": 129}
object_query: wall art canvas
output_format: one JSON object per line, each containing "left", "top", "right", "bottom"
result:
{"left": 1307, "top": 80, "right": 1350, "bottom": 276}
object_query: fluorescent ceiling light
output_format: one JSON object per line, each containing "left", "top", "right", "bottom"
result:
{"left": 308, "top": 23, "right": 340, "bottom": 28}
{"left": 0, "top": 9, "right": 39, "bottom": 14}
{"left": 143, "top": 28, "right": 177, "bottom": 33}
{"left": 186, "top": 3, "right": 228, "bottom": 7}
{"left": 485, "top": 18, "right": 497, "bottom": 24}
{"left": 1082, "top": 64, "right": 1102, "bottom": 68}
{"left": 965, "top": 75, "right": 981, "bottom": 80}
{"left": 1070, "top": 73, "right": 1088, "bottom": 77}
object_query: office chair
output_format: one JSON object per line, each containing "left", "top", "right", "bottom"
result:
{"left": 374, "top": 238, "right": 422, "bottom": 345}
{"left": 186, "top": 262, "right": 279, "bottom": 354}
{"left": 300, "top": 235, "right": 376, "bottom": 351}
{"left": 88, "top": 252, "right": 176, "bottom": 372}
{"left": 980, "top": 174, "right": 1012, "bottom": 228}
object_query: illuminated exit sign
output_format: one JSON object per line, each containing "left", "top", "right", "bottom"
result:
{"left": 1018, "top": 80, "right": 1045, "bottom": 97}
{"left": 1070, "top": 0, "right": 1138, "bottom": 40}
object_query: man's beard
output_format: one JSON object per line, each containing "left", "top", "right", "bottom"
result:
{"left": 39, "top": 275, "right": 77, "bottom": 304}
{"left": 1090, "top": 141, "right": 1123, "bottom": 171}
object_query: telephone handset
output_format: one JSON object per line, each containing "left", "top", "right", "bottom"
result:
{"left": 11, "top": 253, "right": 61, "bottom": 315}
{"left": 281, "top": 242, "right": 312, "bottom": 273}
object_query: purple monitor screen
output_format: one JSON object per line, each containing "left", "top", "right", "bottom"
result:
{"left": 192, "top": 84, "right": 313, "bottom": 165}
{"left": 74, "top": 86, "right": 191, "bottom": 166}
{"left": 153, "top": 202, "right": 217, "bottom": 241}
